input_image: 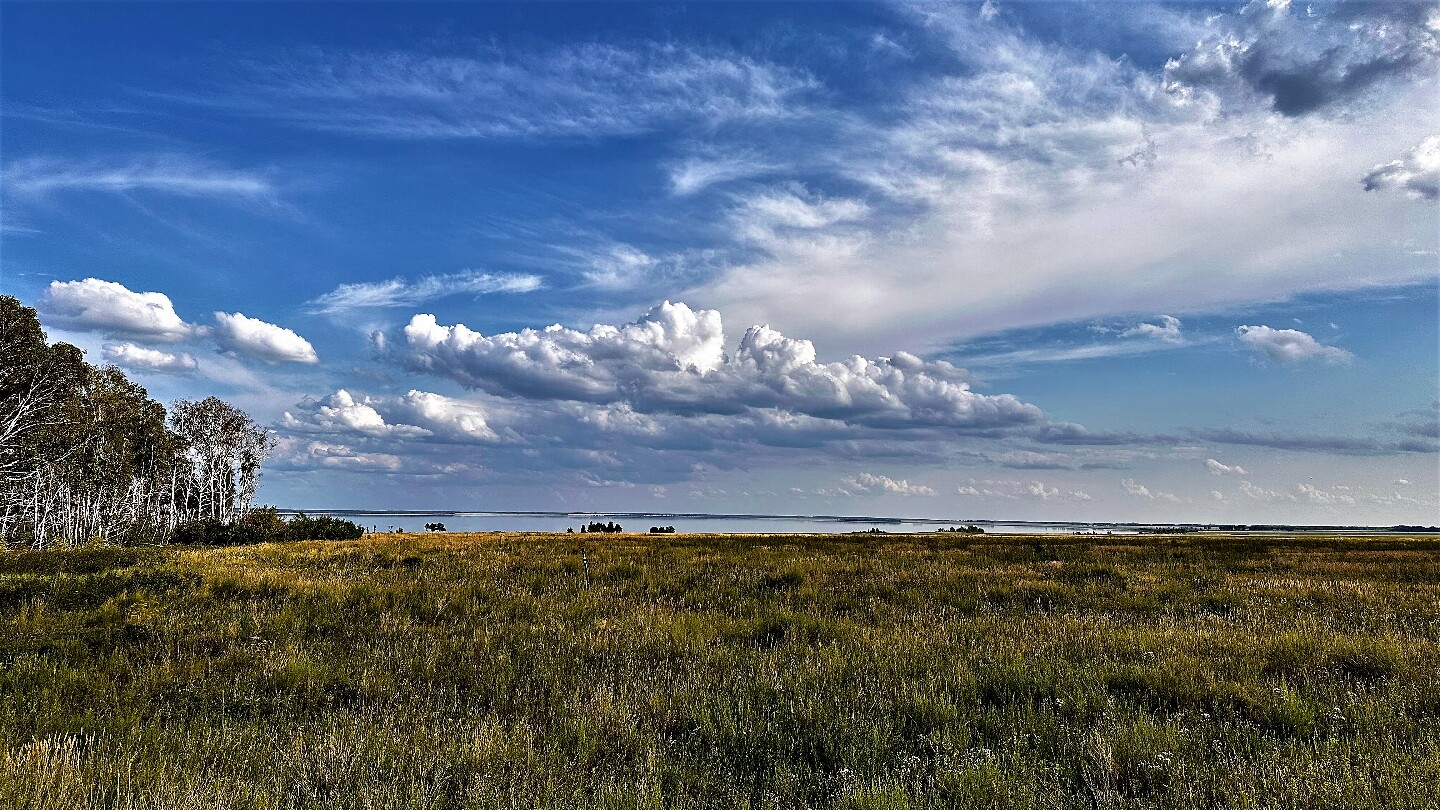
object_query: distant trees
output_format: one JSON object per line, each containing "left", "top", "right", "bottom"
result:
{"left": 424, "top": 522, "right": 446, "bottom": 532}
{"left": 648, "top": 525, "right": 676, "bottom": 534}
{"left": 579, "top": 521, "right": 624, "bottom": 534}
{"left": 0, "top": 296, "right": 274, "bottom": 549}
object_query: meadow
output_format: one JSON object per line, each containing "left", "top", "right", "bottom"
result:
{"left": 1, "top": 531, "right": 1437, "bottom": 809}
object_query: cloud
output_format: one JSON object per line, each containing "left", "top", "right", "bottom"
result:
{"left": 578, "top": 244, "right": 660, "bottom": 290}
{"left": 1122, "top": 315, "right": 1183, "bottom": 343}
{"left": 1205, "top": 458, "right": 1247, "bottom": 476}
{"left": 1238, "top": 480, "right": 1293, "bottom": 502}
{"left": 212, "top": 312, "right": 319, "bottom": 364}
{"left": 3, "top": 155, "right": 276, "bottom": 201}
{"left": 284, "top": 389, "right": 502, "bottom": 443}
{"left": 1236, "top": 325, "right": 1353, "bottom": 364}
{"left": 213, "top": 44, "right": 817, "bottom": 139}
{"left": 1120, "top": 478, "right": 1181, "bottom": 503}
{"left": 1162, "top": 1, "right": 1439, "bottom": 117}
{"left": 38, "top": 278, "right": 196, "bottom": 342}
{"left": 101, "top": 342, "right": 198, "bottom": 374}
{"left": 841, "top": 472, "right": 935, "bottom": 497}
{"left": 1364, "top": 135, "right": 1440, "bottom": 201}
{"left": 283, "top": 390, "right": 429, "bottom": 437}
{"left": 1189, "top": 427, "right": 1433, "bottom": 456}
{"left": 669, "top": 153, "right": 778, "bottom": 196}
{"left": 394, "top": 301, "right": 1044, "bottom": 430}
{"left": 306, "top": 270, "right": 542, "bottom": 315}
{"left": 679, "top": 3, "right": 1437, "bottom": 356}
{"left": 956, "top": 478, "right": 1090, "bottom": 501}
{"left": 276, "top": 440, "right": 404, "bottom": 472}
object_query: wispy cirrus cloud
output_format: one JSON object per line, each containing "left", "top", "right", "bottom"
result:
{"left": 678, "top": 2, "right": 1438, "bottom": 356}
{"left": 3, "top": 155, "right": 277, "bottom": 202}
{"left": 206, "top": 43, "right": 818, "bottom": 140}
{"left": 305, "top": 270, "right": 542, "bottom": 315}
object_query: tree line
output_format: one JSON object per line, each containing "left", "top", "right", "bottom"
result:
{"left": 1, "top": 296, "right": 277, "bottom": 549}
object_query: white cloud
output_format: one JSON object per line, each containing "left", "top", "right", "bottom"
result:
{"left": 3, "top": 155, "right": 276, "bottom": 201}
{"left": 1120, "top": 478, "right": 1181, "bottom": 502}
{"left": 1364, "top": 135, "right": 1440, "bottom": 201}
{"left": 1236, "top": 325, "right": 1353, "bottom": 364}
{"left": 1296, "top": 482, "right": 1355, "bottom": 506}
{"left": 1238, "top": 480, "right": 1294, "bottom": 502}
{"left": 306, "top": 270, "right": 541, "bottom": 315}
{"left": 212, "top": 311, "right": 319, "bottom": 364}
{"left": 284, "top": 389, "right": 501, "bottom": 443}
{"left": 217, "top": 44, "right": 817, "bottom": 139}
{"left": 1122, "top": 315, "right": 1183, "bottom": 343}
{"left": 957, "top": 478, "right": 1090, "bottom": 501}
{"left": 669, "top": 153, "right": 778, "bottom": 196}
{"left": 1205, "top": 458, "right": 1247, "bottom": 476}
{"left": 101, "top": 342, "right": 197, "bottom": 374}
{"left": 393, "top": 390, "right": 499, "bottom": 441}
{"left": 579, "top": 245, "right": 660, "bottom": 290}
{"left": 394, "top": 301, "right": 1044, "bottom": 430}
{"left": 39, "top": 278, "right": 195, "bottom": 342}
{"left": 841, "top": 472, "right": 936, "bottom": 497}
{"left": 282, "top": 440, "right": 404, "bottom": 472}
{"left": 680, "top": 4, "right": 1437, "bottom": 356}
{"left": 283, "top": 390, "right": 429, "bottom": 437}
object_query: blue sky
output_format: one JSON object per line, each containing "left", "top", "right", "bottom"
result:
{"left": 2, "top": 1, "right": 1436, "bottom": 523}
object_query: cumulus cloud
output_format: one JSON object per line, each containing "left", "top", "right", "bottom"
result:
{"left": 1122, "top": 315, "right": 1183, "bottom": 343}
{"left": 841, "top": 472, "right": 936, "bottom": 497}
{"left": 39, "top": 278, "right": 196, "bottom": 342}
{"left": 1205, "top": 458, "right": 1247, "bottom": 476}
{"left": 212, "top": 311, "right": 319, "bottom": 364}
{"left": 284, "top": 389, "right": 500, "bottom": 442}
{"left": 1236, "top": 325, "right": 1353, "bottom": 364}
{"left": 306, "top": 270, "right": 542, "bottom": 315}
{"left": 1364, "top": 135, "right": 1440, "bottom": 201}
{"left": 283, "top": 390, "right": 429, "bottom": 437}
{"left": 394, "top": 301, "right": 1044, "bottom": 430}
{"left": 279, "top": 440, "right": 404, "bottom": 472}
{"left": 1120, "top": 478, "right": 1181, "bottom": 503}
{"left": 957, "top": 478, "right": 1091, "bottom": 501}
{"left": 101, "top": 342, "right": 198, "bottom": 374}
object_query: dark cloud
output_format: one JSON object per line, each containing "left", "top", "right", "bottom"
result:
{"left": 1189, "top": 427, "right": 1433, "bottom": 456}
{"left": 1165, "top": 1, "right": 1438, "bottom": 117}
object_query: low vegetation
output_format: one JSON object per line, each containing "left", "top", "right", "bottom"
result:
{"left": 1, "top": 531, "right": 1437, "bottom": 808}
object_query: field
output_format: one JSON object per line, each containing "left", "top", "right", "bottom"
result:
{"left": 1, "top": 531, "right": 1438, "bottom": 809}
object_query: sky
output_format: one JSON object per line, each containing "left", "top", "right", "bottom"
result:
{"left": 1, "top": 0, "right": 1437, "bottom": 524}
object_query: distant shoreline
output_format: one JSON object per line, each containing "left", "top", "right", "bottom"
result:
{"left": 274, "top": 508, "right": 1437, "bottom": 534}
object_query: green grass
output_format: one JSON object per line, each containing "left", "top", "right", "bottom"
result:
{"left": 1, "top": 531, "right": 1438, "bottom": 809}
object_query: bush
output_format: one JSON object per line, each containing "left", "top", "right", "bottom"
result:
{"left": 170, "top": 511, "right": 364, "bottom": 545}
{"left": 282, "top": 514, "right": 365, "bottom": 541}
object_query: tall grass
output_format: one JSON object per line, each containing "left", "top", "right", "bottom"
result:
{"left": 1, "top": 532, "right": 1437, "bottom": 808}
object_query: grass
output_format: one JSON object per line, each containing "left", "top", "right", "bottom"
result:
{"left": 1, "top": 531, "right": 1438, "bottom": 809}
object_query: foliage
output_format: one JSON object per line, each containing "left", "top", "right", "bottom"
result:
{"left": 424, "top": 522, "right": 447, "bottom": 532}
{"left": 579, "top": 521, "right": 624, "bottom": 533}
{"left": 169, "top": 512, "right": 365, "bottom": 546}
{"left": 1, "top": 531, "right": 1437, "bottom": 808}
{"left": 649, "top": 525, "right": 676, "bottom": 534}
{"left": 0, "top": 297, "right": 271, "bottom": 549}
